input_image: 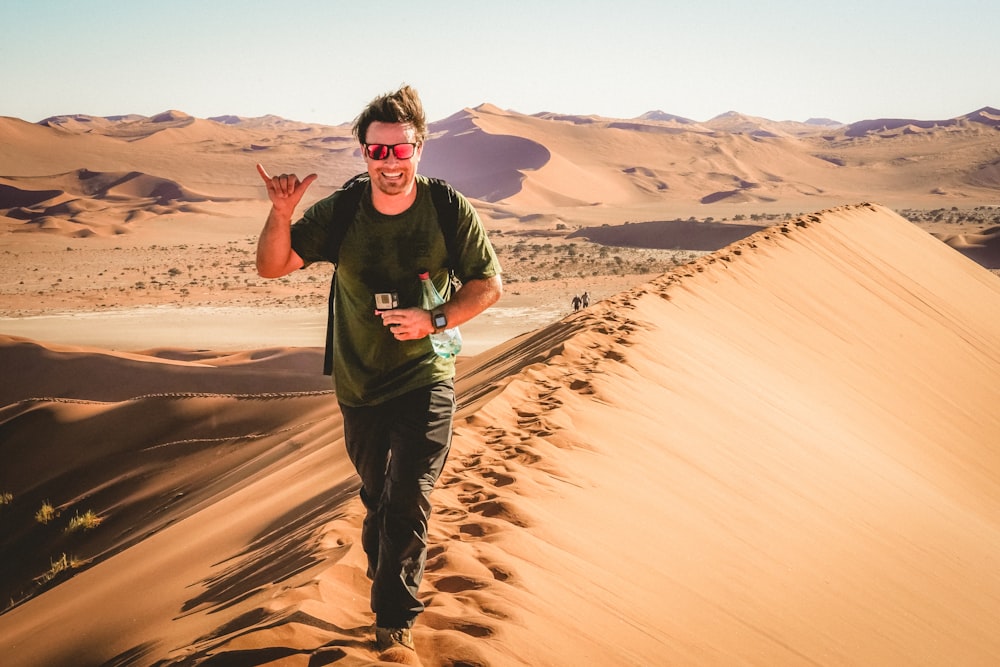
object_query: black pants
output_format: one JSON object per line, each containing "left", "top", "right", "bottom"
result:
{"left": 340, "top": 380, "right": 455, "bottom": 629}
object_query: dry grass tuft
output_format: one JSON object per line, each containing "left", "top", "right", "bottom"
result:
{"left": 34, "top": 501, "right": 58, "bottom": 524}
{"left": 66, "top": 510, "right": 103, "bottom": 532}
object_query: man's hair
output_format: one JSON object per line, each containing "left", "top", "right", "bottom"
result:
{"left": 353, "top": 85, "right": 428, "bottom": 145}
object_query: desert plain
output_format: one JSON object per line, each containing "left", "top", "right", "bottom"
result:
{"left": 1, "top": 105, "right": 1000, "bottom": 666}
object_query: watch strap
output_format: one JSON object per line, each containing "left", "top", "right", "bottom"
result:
{"left": 431, "top": 309, "right": 447, "bottom": 333}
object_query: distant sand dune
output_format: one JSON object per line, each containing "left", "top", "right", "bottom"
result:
{"left": 421, "top": 111, "right": 550, "bottom": 201}
{"left": 936, "top": 225, "right": 1000, "bottom": 268}
{"left": 0, "top": 168, "right": 239, "bottom": 234}
{"left": 2, "top": 203, "right": 999, "bottom": 666}
{"left": 3, "top": 106, "right": 1000, "bottom": 239}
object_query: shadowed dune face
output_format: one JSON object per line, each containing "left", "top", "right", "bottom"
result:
{"left": 421, "top": 112, "right": 551, "bottom": 201}
{"left": 569, "top": 218, "right": 766, "bottom": 250}
{"left": 1, "top": 204, "right": 999, "bottom": 666}
{"left": 936, "top": 226, "right": 1000, "bottom": 268}
{"left": 0, "top": 184, "right": 63, "bottom": 208}
{"left": 0, "top": 342, "right": 337, "bottom": 609}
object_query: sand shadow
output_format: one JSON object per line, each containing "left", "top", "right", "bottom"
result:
{"left": 179, "top": 478, "right": 360, "bottom": 615}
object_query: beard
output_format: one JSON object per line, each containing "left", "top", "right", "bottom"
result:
{"left": 371, "top": 167, "right": 417, "bottom": 197}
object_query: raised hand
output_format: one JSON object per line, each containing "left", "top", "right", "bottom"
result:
{"left": 256, "top": 163, "right": 318, "bottom": 219}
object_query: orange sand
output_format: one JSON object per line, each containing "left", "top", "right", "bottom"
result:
{"left": 2, "top": 204, "right": 1000, "bottom": 666}
{"left": 2, "top": 106, "right": 1000, "bottom": 666}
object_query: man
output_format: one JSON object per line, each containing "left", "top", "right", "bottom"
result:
{"left": 255, "top": 85, "right": 502, "bottom": 662}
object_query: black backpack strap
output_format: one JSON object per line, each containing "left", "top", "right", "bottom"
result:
{"left": 322, "top": 275, "right": 337, "bottom": 376}
{"left": 324, "top": 173, "right": 369, "bottom": 264}
{"left": 322, "top": 175, "right": 462, "bottom": 376}
{"left": 322, "top": 174, "right": 368, "bottom": 376}
{"left": 426, "top": 177, "right": 462, "bottom": 275}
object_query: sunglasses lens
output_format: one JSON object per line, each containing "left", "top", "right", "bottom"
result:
{"left": 393, "top": 143, "right": 415, "bottom": 160}
{"left": 365, "top": 143, "right": 416, "bottom": 160}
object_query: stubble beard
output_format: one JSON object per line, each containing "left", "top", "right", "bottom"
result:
{"left": 372, "top": 168, "right": 416, "bottom": 198}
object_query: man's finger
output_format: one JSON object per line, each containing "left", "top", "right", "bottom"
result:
{"left": 256, "top": 163, "right": 272, "bottom": 183}
{"left": 300, "top": 173, "right": 319, "bottom": 190}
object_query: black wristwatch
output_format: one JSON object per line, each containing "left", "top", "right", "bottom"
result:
{"left": 431, "top": 310, "right": 447, "bottom": 332}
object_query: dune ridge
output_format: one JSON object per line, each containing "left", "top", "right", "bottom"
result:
{"left": 2, "top": 203, "right": 1000, "bottom": 665}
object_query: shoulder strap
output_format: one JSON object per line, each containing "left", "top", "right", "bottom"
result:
{"left": 321, "top": 174, "right": 462, "bottom": 376}
{"left": 324, "top": 172, "right": 370, "bottom": 264}
{"left": 322, "top": 173, "right": 367, "bottom": 375}
{"left": 425, "top": 177, "right": 461, "bottom": 271}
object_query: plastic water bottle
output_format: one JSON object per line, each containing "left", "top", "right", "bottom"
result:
{"left": 418, "top": 271, "right": 462, "bottom": 358}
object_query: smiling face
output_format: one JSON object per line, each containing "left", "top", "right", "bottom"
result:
{"left": 363, "top": 121, "right": 423, "bottom": 212}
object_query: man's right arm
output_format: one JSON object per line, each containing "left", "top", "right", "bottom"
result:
{"left": 255, "top": 163, "right": 316, "bottom": 278}
{"left": 257, "top": 207, "right": 306, "bottom": 278}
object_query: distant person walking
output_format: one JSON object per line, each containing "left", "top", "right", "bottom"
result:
{"left": 255, "top": 85, "right": 502, "bottom": 663}
{"left": 572, "top": 294, "right": 583, "bottom": 311}
{"left": 581, "top": 291, "right": 590, "bottom": 308}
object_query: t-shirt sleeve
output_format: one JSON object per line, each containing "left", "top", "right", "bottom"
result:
{"left": 289, "top": 194, "right": 337, "bottom": 266}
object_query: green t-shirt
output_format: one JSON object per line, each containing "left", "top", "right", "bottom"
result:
{"left": 290, "top": 175, "right": 501, "bottom": 406}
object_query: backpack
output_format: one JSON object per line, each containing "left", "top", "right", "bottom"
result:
{"left": 320, "top": 173, "right": 462, "bottom": 375}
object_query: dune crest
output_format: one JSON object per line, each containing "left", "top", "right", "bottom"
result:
{"left": 2, "top": 203, "right": 999, "bottom": 665}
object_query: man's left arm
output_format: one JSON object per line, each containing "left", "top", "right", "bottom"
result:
{"left": 377, "top": 274, "right": 502, "bottom": 340}
{"left": 437, "top": 275, "right": 502, "bottom": 329}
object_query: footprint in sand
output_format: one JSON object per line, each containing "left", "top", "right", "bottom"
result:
{"left": 480, "top": 469, "right": 515, "bottom": 487}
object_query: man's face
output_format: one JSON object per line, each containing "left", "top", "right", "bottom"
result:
{"left": 363, "top": 121, "right": 423, "bottom": 197}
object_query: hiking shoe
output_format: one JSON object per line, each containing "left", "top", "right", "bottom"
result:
{"left": 375, "top": 626, "right": 415, "bottom": 652}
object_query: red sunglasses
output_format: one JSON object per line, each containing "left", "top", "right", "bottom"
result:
{"left": 364, "top": 143, "right": 417, "bottom": 160}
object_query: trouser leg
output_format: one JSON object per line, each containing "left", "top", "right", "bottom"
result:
{"left": 340, "top": 380, "right": 455, "bottom": 628}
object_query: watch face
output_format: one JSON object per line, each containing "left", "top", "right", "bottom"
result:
{"left": 433, "top": 312, "right": 447, "bottom": 328}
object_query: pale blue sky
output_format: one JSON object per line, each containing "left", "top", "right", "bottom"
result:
{"left": 1, "top": 0, "right": 995, "bottom": 125}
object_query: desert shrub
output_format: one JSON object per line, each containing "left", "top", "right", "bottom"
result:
{"left": 35, "top": 501, "right": 58, "bottom": 524}
{"left": 66, "top": 510, "right": 103, "bottom": 533}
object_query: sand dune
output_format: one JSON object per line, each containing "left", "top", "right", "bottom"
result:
{"left": 0, "top": 336, "right": 330, "bottom": 405}
{"left": 4, "top": 105, "right": 1000, "bottom": 239}
{"left": 937, "top": 226, "right": 1000, "bottom": 268}
{"left": 420, "top": 112, "right": 551, "bottom": 202}
{"left": 843, "top": 106, "right": 1000, "bottom": 137}
{"left": 2, "top": 102, "right": 999, "bottom": 666}
{"left": 2, "top": 203, "right": 999, "bottom": 666}
{"left": 0, "top": 166, "right": 243, "bottom": 236}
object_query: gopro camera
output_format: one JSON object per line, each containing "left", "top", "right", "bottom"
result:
{"left": 374, "top": 291, "right": 399, "bottom": 310}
